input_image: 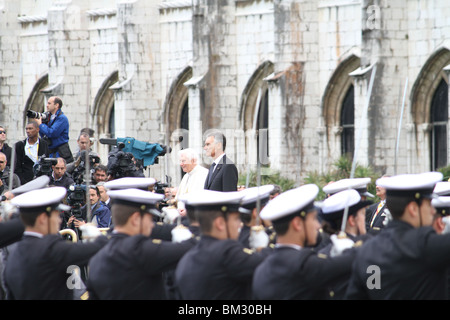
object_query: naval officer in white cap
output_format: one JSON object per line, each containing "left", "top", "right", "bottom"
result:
{"left": 0, "top": 175, "right": 51, "bottom": 249}
{"left": 323, "top": 177, "right": 375, "bottom": 199}
{"left": 238, "top": 185, "right": 274, "bottom": 249}
{"left": 345, "top": 171, "right": 450, "bottom": 299}
{"left": 104, "top": 177, "right": 176, "bottom": 241}
{"left": 86, "top": 187, "right": 196, "bottom": 300}
{"left": 319, "top": 189, "right": 373, "bottom": 248}
{"left": 174, "top": 190, "right": 269, "bottom": 300}
{"left": 318, "top": 189, "right": 373, "bottom": 299}
{"left": 252, "top": 184, "right": 356, "bottom": 300}
{"left": 431, "top": 196, "right": 450, "bottom": 234}
{"left": 3, "top": 186, "right": 108, "bottom": 300}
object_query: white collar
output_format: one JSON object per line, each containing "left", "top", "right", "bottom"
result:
{"left": 275, "top": 243, "right": 302, "bottom": 251}
{"left": 213, "top": 153, "right": 226, "bottom": 165}
{"left": 24, "top": 231, "right": 44, "bottom": 238}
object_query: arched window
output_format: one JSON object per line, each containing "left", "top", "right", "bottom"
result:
{"left": 430, "top": 78, "right": 448, "bottom": 170}
{"left": 341, "top": 85, "right": 355, "bottom": 159}
{"left": 180, "top": 99, "right": 189, "bottom": 149}
{"left": 257, "top": 90, "right": 269, "bottom": 164}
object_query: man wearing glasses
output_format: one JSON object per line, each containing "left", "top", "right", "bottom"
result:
{"left": 0, "top": 126, "right": 12, "bottom": 165}
{"left": 0, "top": 152, "right": 20, "bottom": 196}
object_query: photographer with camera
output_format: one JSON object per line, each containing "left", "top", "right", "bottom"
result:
{"left": 14, "top": 120, "right": 49, "bottom": 185}
{"left": 0, "top": 152, "right": 20, "bottom": 196}
{"left": 68, "top": 185, "right": 111, "bottom": 229}
{"left": 31, "top": 96, "right": 74, "bottom": 163}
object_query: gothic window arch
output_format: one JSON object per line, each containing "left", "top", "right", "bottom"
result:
{"left": 24, "top": 74, "right": 49, "bottom": 126}
{"left": 341, "top": 85, "right": 355, "bottom": 159}
{"left": 94, "top": 70, "right": 119, "bottom": 136}
{"left": 163, "top": 66, "right": 192, "bottom": 149}
{"left": 321, "top": 54, "right": 360, "bottom": 163}
{"left": 410, "top": 48, "right": 450, "bottom": 171}
{"left": 239, "top": 61, "right": 274, "bottom": 168}
{"left": 430, "top": 78, "right": 448, "bottom": 170}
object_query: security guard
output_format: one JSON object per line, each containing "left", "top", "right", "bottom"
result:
{"left": 345, "top": 171, "right": 450, "bottom": 299}
{"left": 318, "top": 189, "right": 373, "bottom": 299}
{"left": 252, "top": 184, "right": 355, "bottom": 300}
{"left": 3, "top": 186, "right": 107, "bottom": 300}
{"left": 174, "top": 189, "right": 269, "bottom": 300}
{"left": 86, "top": 187, "right": 196, "bottom": 300}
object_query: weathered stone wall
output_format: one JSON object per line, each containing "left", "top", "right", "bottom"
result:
{"left": 2, "top": 0, "right": 450, "bottom": 186}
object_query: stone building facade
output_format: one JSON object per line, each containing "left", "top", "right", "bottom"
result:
{"left": 1, "top": 0, "right": 450, "bottom": 186}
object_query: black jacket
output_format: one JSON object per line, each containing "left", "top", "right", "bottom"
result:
{"left": 345, "top": 220, "right": 450, "bottom": 299}
{"left": 204, "top": 155, "right": 238, "bottom": 191}
{"left": 87, "top": 233, "right": 196, "bottom": 299}
{"left": 4, "top": 233, "right": 107, "bottom": 300}
{"left": 175, "top": 235, "right": 267, "bottom": 300}
{"left": 14, "top": 138, "right": 49, "bottom": 185}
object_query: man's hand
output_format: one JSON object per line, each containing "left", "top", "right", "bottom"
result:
{"left": 35, "top": 117, "right": 42, "bottom": 125}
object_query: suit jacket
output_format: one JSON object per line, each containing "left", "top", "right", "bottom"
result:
{"left": 204, "top": 155, "right": 238, "bottom": 192}
{"left": 14, "top": 138, "right": 49, "bottom": 185}
{"left": 366, "top": 201, "right": 387, "bottom": 230}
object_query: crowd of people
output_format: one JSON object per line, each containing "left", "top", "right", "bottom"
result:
{"left": 1, "top": 96, "right": 450, "bottom": 301}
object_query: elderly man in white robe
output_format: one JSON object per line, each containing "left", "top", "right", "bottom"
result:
{"left": 174, "top": 148, "right": 208, "bottom": 216}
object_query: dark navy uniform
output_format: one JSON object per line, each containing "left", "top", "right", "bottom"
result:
{"left": 346, "top": 220, "right": 450, "bottom": 299}
{"left": 346, "top": 172, "right": 448, "bottom": 299}
{"left": 174, "top": 188, "right": 268, "bottom": 300}
{"left": 253, "top": 244, "right": 354, "bottom": 299}
{"left": 4, "top": 231, "right": 106, "bottom": 300}
{"left": 175, "top": 235, "right": 266, "bottom": 299}
{"left": 87, "top": 232, "right": 196, "bottom": 300}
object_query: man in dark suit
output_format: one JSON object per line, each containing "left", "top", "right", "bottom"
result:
{"left": 203, "top": 131, "right": 238, "bottom": 192}
{"left": 366, "top": 178, "right": 389, "bottom": 231}
{"left": 14, "top": 120, "right": 49, "bottom": 185}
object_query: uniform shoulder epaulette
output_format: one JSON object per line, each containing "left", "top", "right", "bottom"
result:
{"left": 354, "top": 240, "right": 364, "bottom": 247}
{"left": 80, "top": 291, "right": 89, "bottom": 300}
{"left": 243, "top": 248, "right": 254, "bottom": 255}
{"left": 152, "top": 239, "right": 162, "bottom": 244}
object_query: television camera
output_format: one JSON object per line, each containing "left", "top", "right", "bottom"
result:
{"left": 71, "top": 150, "right": 101, "bottom": 185}
{"left": 34, "top": 156, "right": 58, "bottom": 178}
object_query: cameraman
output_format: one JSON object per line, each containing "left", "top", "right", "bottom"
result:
{"left": 68, "top": 186, "right": 111, "bottom": 229}
{"left": 35, "top": 96, "right": 74, "bottom": 163}
{"left": 0, "top": 152, "right": 20, "bottom": 196}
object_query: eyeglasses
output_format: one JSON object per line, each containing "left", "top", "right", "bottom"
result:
{"left": 0, "top": 131, "right": 6, "bottom": 134}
